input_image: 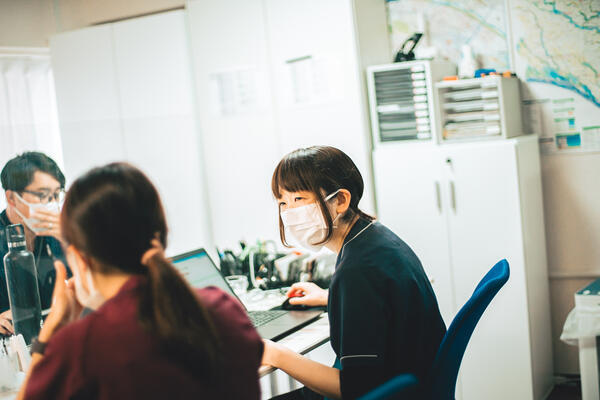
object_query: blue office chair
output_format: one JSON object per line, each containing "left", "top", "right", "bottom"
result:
{"left": 358, "top": 259, "right": 510, "bottom": 400}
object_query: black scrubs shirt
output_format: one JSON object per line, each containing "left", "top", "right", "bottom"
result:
{"left": 328, "top": 217, "right": 446, "bottom": 399}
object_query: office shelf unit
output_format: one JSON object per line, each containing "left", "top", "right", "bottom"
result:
{"left": 366, "top": 61, "right": 455, "bottom": 144}
{"left": 373, "top": 135, "right": 553, "bottom": 400}
{"left": 435, "top": 75, "right": 523, "bottom": 142}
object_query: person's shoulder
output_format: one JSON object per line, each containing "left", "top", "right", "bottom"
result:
{"left": 338, "top": 220, "right": 424, "bottom": 280}
{"left": 195, "top": 286, "right": 263, "bottom": 362}
{"left": 45, "top": 313, "right": 95, "bottom": 359}
{"left": 195, "top": 286, "right": 253, "bottom": 334}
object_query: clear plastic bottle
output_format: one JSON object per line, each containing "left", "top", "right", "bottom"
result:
{"left": 3, "top": 224, "right": 42, "bottom": 344}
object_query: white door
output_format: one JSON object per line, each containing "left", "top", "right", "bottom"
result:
{"left": 50, "top": 25, "right": 125, "bottom": 182}
{"left": 373, "top": 144, "right": 455, "bottom": 326}
{"left": 187, "top": 0, "right": 282, "bottom": 249}
{"left": 112, "top": 10, "right": 212, "bottom": 256}
{"left": 264, "top": 0, "right": 376, "bottom": 214}
{"left": 441, "top": 140, "right": 533, "bottom": 400}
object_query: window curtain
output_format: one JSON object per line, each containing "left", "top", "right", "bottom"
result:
{"left": 0, "top": 48, "right": 63, "bottom": 209}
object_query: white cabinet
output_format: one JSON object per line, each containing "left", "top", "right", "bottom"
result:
{"left": 374, "top": 135, "right": 553, "bottom": 400}
{"left": 373, "top": 143, "right": 456, "bottom": 326}
{"left": 186, "top": 0, "right": 391, "bottom": 248}
{"left": 51, "top": 10, "right": 211, "bottom": 256}
{"left": 50, "top": 24, "right": 125, "bottom": 180}
{"left": 264, "top": 0, "right": 389, "bottom": 217}
{"left": 186, "top": 0, "right": 282, "bottom": 249}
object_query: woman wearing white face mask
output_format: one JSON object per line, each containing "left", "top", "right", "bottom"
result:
{"left": 262, "top": 146, "right": 446, "bottom": 400}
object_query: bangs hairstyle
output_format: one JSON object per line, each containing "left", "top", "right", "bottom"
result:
{"left": 271, "top": 146, "right": 374, "bottom": 247}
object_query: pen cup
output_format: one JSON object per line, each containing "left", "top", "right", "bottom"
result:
{"left": 225, "top": 275, "right": 249, "bottom": 296}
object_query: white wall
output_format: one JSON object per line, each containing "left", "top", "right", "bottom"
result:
{"left": 0, "top": 0, "right": 184, "bottom": 47}
{"left": 541, "top": 153, "right": 600, "bottom": 373}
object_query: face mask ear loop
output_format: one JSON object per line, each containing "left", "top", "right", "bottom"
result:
{"left": 325, "top": 189, "right": 342, "bottom": 228}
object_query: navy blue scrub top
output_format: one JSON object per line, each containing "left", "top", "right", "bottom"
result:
{"left": 327, "top": 217, "right": 446, "bottom": 398}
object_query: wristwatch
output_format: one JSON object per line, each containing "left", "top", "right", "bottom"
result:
{"left": 30, "top": 336, "right": 48, "bottom": 355}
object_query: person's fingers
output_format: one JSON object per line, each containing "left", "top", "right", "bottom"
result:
{"left": 290, "top": 281, "right": 317, "bottom": 293}
{"left": 290, "top": 282, "right": 311, "bottom": 290}
{"left": 66, "top": 277, "right": 76, "bottom": 290}
{"left": 31, "top": 209, "right": 60, "bottom": 218}
{"left": 288, "top": 296, "right": 305, "bottom": 305}
{"left": 286, "top": 287, "right": 304, "bottom": 298}
{"left": 52, "top": 260, "right": 68, "bottom": 302}
{"left": 0, "top": 318, "right": 14, "bottom": 334}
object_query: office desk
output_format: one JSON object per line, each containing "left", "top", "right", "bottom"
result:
{"left": 259, "top": 313, "right": 330, "bottom": 377}
{"left": 259, "top": 314, "right": 334, "bottom": 398}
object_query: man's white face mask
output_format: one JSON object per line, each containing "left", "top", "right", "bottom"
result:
{"left": 280, "top": 190, "right": 341, "bottom": 252}
{"left": 13, "top": 193, "right": 59, "bottom": 233}
{"left": 66, "top": 246, "right": 105, "bottom": 311}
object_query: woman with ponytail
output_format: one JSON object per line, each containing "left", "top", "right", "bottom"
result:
{"left": 17, "top": 163, "right": 263, "bottom": 400}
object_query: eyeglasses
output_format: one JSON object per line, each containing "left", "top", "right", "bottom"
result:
{"left": 20, "top": 189, "right": 66, "bottom": 204}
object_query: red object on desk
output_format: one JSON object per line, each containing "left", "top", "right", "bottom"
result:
{"left": 287, "top": 289, "right": 304, "bottom": 298}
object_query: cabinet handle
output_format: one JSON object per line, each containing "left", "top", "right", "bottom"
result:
{"left": 435, "top": 181, "right": 442, "bottom": 213}
{"left": 450, "top": 181, "right": 457, "bottom": 213}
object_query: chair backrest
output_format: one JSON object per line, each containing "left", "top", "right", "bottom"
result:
{"left": 427, "top": 259, "right": 510, "bottom": 400}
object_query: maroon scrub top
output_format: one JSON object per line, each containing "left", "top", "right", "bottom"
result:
{"left": 25, "top": 276, "right": 264, "bottom": 399}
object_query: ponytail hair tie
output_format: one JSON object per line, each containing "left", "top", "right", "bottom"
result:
{"left": 141, "top": 238, "right": 165, "bottom": 266}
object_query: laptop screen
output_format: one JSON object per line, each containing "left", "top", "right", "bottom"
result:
{"left": 171, "top": 249, "right": 236, "bottom": 297}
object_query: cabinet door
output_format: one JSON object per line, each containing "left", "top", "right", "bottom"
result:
{"left": 187, "top": 0, "right": 282, "bottom": 248}
{"left": 50, "top": 25, "right": 125, "bottom": 181}
{"left": 442, "top": 141, "right": 533, "bottom": 400}
{"left": 112, "top": 11, "right": 212, "bottom": 256}
{"left": 373, "top": 145, "right": 455, "bottom": 326}
{"left": 264, "top": 0, "right": 376, "bottom": 214}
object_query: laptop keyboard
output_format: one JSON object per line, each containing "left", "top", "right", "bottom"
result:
{"left": 249, "top": 310, "right": 287, "bottom": 327}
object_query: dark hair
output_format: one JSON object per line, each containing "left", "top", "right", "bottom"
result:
{"left": 1, "top": 152, "right": 65, "bottom": 191}
{"left": 61, "top": 162, "right": 220, "bottom": 378}
{"left": 271, "top": 146, "right": 374, "bottom": 246}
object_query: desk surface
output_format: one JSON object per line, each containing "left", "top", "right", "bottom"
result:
{"left": 259, "top": 313, "right": 330, "bottom": 377}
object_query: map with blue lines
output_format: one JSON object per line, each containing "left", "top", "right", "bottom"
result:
{"left": 387, "top": 0, "right": 511, "bottom": 70}
{"left": 512, "top": 0, "right": 600, "bottom": 107}
{"left": 388, "top": 0, "right": 599, "bottom": 108}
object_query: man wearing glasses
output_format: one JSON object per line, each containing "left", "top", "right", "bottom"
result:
{"left": 0, "top": 152, "right": 71, "bottom": 336}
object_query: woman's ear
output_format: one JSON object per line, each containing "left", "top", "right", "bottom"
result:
{"left": 335, "top": 189, "right": 352, "bottom": 214}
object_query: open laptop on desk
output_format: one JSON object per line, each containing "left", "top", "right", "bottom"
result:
{"left": 170, "top": 248, "right": 323, "bottom": 341}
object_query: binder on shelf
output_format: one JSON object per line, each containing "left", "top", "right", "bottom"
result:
{"left": 367, "top": 60, "right": 456, "bottom": 145}
{"left": 434, "top": 75, "right": 523, "bottom": 142}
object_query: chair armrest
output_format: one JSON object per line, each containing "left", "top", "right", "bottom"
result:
{"left": 357, "top": 374, "right": 419, "bottom": 400}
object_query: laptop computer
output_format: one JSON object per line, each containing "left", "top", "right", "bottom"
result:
{"left": 170, "top": 248, "right": 323, "bottom": 341}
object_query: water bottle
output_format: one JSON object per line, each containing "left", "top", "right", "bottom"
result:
{"left": 3, "top": 224, "right": 42, "bottom": 344}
